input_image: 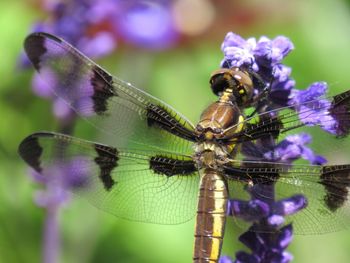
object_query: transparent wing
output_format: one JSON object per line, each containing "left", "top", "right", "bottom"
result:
{"left": 233, "top": 90, "right": 350, "bottom": 143}
{"left": 18, "top": 132, "right": 200, "bottom": 224}
{"left": 225, "top": 161, "right": 350, "bottom": 234}
{"left": 24, "top": 32, "right": 196, "bottom": 155}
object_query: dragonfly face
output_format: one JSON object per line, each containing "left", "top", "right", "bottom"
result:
{"left": 209, "top": 67, "right": 254, "bottom": 106}
{"left": 19, "top": 32, "right": 350, "bottom": 262}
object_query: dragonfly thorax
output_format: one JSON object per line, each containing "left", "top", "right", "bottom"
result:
{"left": 195, "top": 100, "right": 245, "bottom": 141}
{"left": 193, "top": 141, "right": 231, "bottom": 169}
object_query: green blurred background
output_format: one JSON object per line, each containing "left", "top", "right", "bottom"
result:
{"left": 2, "top": 0, "right": 350, "bottom": 262}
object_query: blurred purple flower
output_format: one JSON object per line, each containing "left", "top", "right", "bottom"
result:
{"left": 20, "top": 0, "right": 118, "bottom": 119}
{"left": 22, "top": 0, "right": 182, "bottom": 119}
{"left": 115, "top": 0, "right": 178, "bottom": 49}
{"left": 30, "top": 157, "right": 90, "bottom": 263}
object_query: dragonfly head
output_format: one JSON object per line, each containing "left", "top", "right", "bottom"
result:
{"left": 209, "top": 67, "right": 254, "bottom": 106}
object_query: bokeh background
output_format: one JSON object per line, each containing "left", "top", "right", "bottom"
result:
{"left": 2, "top": 0, "right": 350, "bottom": 262}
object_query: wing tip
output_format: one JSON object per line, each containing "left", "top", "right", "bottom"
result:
{"left": 18, "top": 132, "right": 55, "bottom": 172}
{"left": 24, "top": 32, "right": 63, "bottom": 71}
{"left": 25, "top": 32, "right": 62, "bottom": 45}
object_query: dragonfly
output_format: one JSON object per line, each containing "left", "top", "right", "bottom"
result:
{"left": 18, "top": 32, "right": 350, "bottom": 263}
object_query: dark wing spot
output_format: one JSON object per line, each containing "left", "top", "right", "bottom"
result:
{"left": 94, "top": 144, "right": 119, "bottom": 191}
{"left": 320, "top": 165, "right": 350, "bottom": 211}
{"left": 149, "top": 155, "right": 197, "bottom": 176}
{"left": 24, "top": 33, "right": 49, "bottom": 71}
{"left": 146, "top": 103, "right": 196, "bottom": 142}
{"left": 329, "top": 90, "right": 350, "bottom": 137}
{"left": 234, "top": 115, "right": 283, "bottom": 143}
{"left": 224, "top": 163, "right": 280, "bottom": 185}
{"left": 18, "top": 133, "right": 46, "bottom": 173}
{"left": 18, "top": 132, "right": 56, "bottom": 173}
{"left": 91, "top": 66, "right": 115, "bottom": 115}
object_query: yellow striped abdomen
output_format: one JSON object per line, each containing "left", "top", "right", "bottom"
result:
{"left": 193, "top": 168, "right": 228, "bottom": 263}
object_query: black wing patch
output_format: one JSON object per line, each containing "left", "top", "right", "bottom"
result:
{"left": 90, "top": 66, "right": 115, "bottom": 115}
{"left": 232, "top": 89, "right": 350, "bottom": 143}
{"left": 94, "top": 144, "right": 118, "bottom": 191}
{"left": 18, "top": 132, "right": 199, "bottom": 224}
{"left": 24, "top": 32, "right": 196, "bottom": 155}
{"left": 18, "top": 133, "right": 44, "bottom": 173}
{"left": 150, "top": 155, "right": 197, "bottom": 176}
{"left": 320, "top": 165, "right": 350, "bottom": 211}
{"left": 329, "top": 90, "right": 350, "bottom": 136}
{"left": 147, "top": 103, "right": 197, "bottom": 142}
{"left": 224, "top": 161, "right": 350, "bottom": 234}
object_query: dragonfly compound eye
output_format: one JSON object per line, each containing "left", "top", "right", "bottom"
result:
{"left": 231, "top": 69, "right": 254, "bottom": 106}
{"left": 209, "top": 68, "right": 236, "bottom": 96}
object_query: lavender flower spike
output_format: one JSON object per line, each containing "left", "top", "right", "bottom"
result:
{"left": 227, "top": 187, "right": 307, "bottom": 263}
{"left": 219, "top": 32, "right": 329, "bottom": 263}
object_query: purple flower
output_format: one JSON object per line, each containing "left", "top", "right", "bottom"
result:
{"left": 221, "top": 32, "right": 258, "bottom": 71}
{"left": 219, "top": 32, "right": 331, "bottom": 263}
{"left": 221, "top": 33, "right": 293, "bottom": 76}
{"left": 289, "top": 82, "right": 338, "bottom": 134}
{"left": 220, "top": 255, "right": 234, "bottom": 263}
{"left": 28, "top": 0, "right": 117, "bottom": 59}
{"left": 115, "top": 0, "right": 178, "bottom": 49}
{"left": 221, "top": 32, "right": 296, "bottom": 109}
{"left": 30, "top": 157, "right": 90, "bottom": 263}
{"left": 20, "top": 0, "right": 118, "bottom": 119}
{"left": 227, "top": 185, "right": 306, "bottom": 263}
{"left": 263, "top": 133, "right": 327, "bottom": 165}
{"left": 254, "top": 36, "right": 294, "bottom": 67}
{"left": 241, "top": 133, "right": 326, "bottom": 165}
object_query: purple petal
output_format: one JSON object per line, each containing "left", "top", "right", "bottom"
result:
{"left": 281, "top": 251, "right": 293, "bottom": 263}
{"left": 117, "top": 1, "right": 178, "bottom": 49}
{"left": 273, "top": 64, "right": 292, "bottom": 83}
{"left": 269, "top": 79, "right": 295, "bottom": 107}
{"left": 277, "top": 224, "right": 293, "bottom": 249}
{"left": 30, "top": 169, "right": 47, "bottom": 184}
{"left": 289, "top": 82, "right": 339, "bottom": 133}
{"left": 301, "top": 146, "right": 327, "bottom": 165}
{"left": 221, "top": 32, "right": 249, "bottom": 49}
{"left": 219, "top": 255, "right": 233, "bottom": 263}
{"left": 255, "top": 36, "right": 294, "bottom": 65}
{"left": 263, "top": 133, "right": 326, "bottom": 164}
{"left": 53, "top": 98, "right": 73, "bottom": 119}
{"left": 291, "top": 82, "right": 328, "bottom": 103}
{"left": 221, "top": 32, "right": 258, "bottom": 70}
{"left": 274, "top": 195, "right": 307, "bottom": 216}
{"left": 235, "top": 251, "right": 260, "bottom": 263}
{"left": 34, "top": 188, "right": 69, "bottom": 208}
{"left": 239, "top": 231, "right": 264, "bottom": 252}
{"left": 79, "top": 32, "right": 117, "bottom": 58}
{"left": 63, "top": 157, "right": 91, "bottom": 189}
{"left": 267, "top": 215, "right": 285, "bottom": 227}
{"left": 229, "top": 199, "right": 270, "bottom": 221}
{"left": 32, "top": 72, "right": 55, "bottom": 98}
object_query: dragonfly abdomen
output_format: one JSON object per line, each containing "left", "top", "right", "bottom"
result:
{"left": 193, "top": 168, "right": 228, "bottom": 263}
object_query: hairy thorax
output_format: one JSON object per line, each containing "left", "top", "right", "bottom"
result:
{"left": 193, "top": 98, "right": 245, "bottom": 170}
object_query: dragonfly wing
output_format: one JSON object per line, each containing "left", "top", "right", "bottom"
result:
{"left": 234, "top": 90, "right": 350, "bottom": 143}
{"left": 24, "top": 32, "right": 196, "bottom": 155}
{"left": 225, "top": 161, "right": 350, "bottom": 234}
{"left": 18, "top": 132, "right": 200, "bottom": 224}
